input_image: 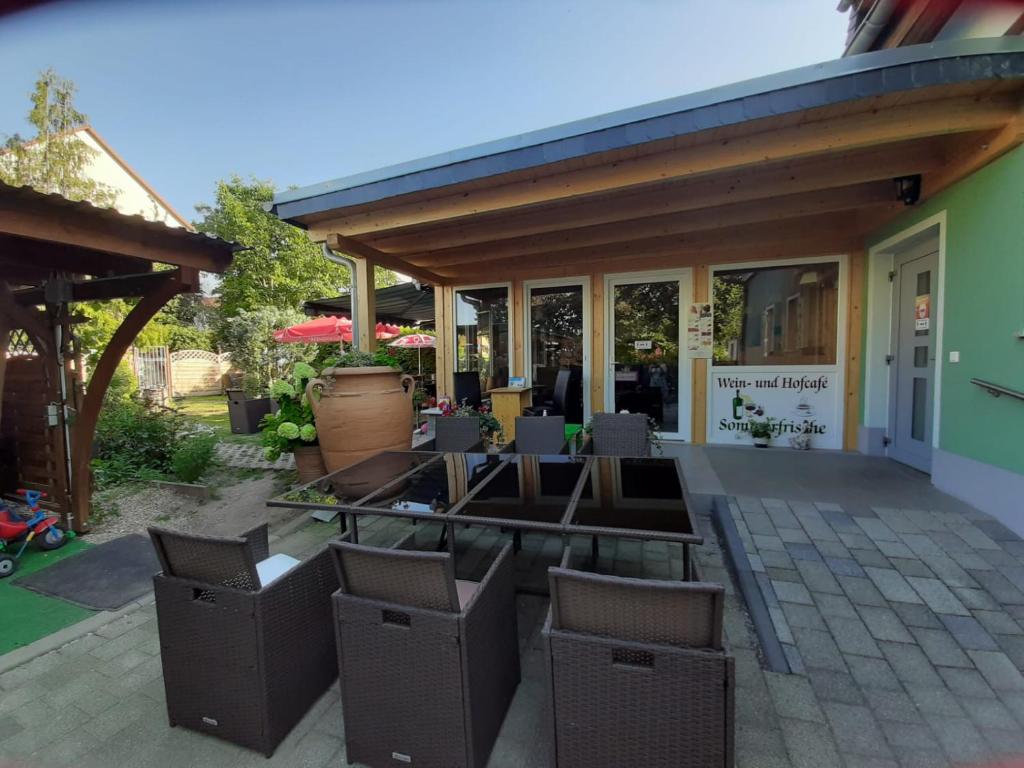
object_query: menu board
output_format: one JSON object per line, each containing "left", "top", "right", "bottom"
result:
{"left": 687, "top": 303, "right": 713, "bottom": 359}
{"left": 709, "top": 370, "right": 842, "bottom": 449}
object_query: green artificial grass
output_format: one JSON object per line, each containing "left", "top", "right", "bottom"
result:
{"left": 174, "top": 394, "right": 261, "bottom": 444}
{"left": 0, "top": 537, "right": 95, "bottom": 656}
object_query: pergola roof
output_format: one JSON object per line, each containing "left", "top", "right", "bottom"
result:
{"left": 305, "top": 282, "right": 435, "bottom": 325}
{"left": 1, "top": 180, "right": 239, "bottom": 291}
{"left": 270, "top": 37, "right": 1024, "bottom": 285}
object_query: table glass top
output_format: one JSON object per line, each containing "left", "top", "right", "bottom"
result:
{"left": 454, "top": 455, "right": 589, "bottom": 525}
{"left": 357, "top": 452, "right": 509, "bottom": 513}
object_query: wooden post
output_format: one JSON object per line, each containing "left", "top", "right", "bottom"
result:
{"left": 691, "top": 265, "right": 709, "bottom": 444}
{"left": 843, "top": 250, "right": 866, "bottom": 451}
{"left": 590, "top": 274, "right": 605, "bottom": 416}
{"left": 354, "top": 258, "right": 377, "bottom": 352}
{"left": 512, "top": 278, "right": 524, "bottom": 379}
{"left": 70, "top": 273, "right": 186, "bottom": 531}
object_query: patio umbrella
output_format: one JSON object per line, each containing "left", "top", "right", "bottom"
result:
{"left": 273, "top": 316, "right": 402, "bottom": 344}
{"left": 388, "top": 332, "right": 436, "bottom": 374}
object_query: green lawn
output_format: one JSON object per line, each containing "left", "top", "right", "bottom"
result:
{"left": 175, "top": 395, "right": 260, "bottom": 444}
{"left": 0, "top": 537, "right": 94, "bottom": 655}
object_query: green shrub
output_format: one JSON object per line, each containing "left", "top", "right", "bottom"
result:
{"left": 171, "top": 433, "right": 217, "bottom": 483}
{"left": 92, "top": 398, "right": 184, "bottom": 488}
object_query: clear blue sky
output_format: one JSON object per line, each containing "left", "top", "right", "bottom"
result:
{"left": 0, "top": 0, "right": 849, "bottom": 221}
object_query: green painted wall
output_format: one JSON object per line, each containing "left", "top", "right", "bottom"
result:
{"left": 865, "top": 145, "right": 1024, "bottom": 474}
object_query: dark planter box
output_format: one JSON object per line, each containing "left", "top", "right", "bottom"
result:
{"left": 226, "top": 390, "right": 274, "bottom": 434}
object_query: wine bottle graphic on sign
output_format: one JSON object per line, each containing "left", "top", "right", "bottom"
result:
{"left": 732, "top": 389, "right": 743, "bottom": 420}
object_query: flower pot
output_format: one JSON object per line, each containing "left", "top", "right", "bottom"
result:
{"left": 293, "top": 445, "right": 327, "bottom": 484}
{"left": 306, "top": 367, "right": 415, "bottom": 472}
{"left": 753, "top": 436, "right": 770, "bottom": 448}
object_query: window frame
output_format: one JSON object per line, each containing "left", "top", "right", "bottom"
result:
{"left": 451, "top": 281, "right": 513, "bottom": 387}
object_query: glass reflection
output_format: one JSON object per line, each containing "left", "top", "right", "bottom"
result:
{"left": 570, "top": 457, "right": 693, "bottom": 535}
{"left": 359, "top": 453, "right": 507, "bottom": 513}
{"left": 456, "top": 455, "right": 588, "bottom": 524}
{"left": 281, "top": 452, "right": 439, "bottom": 507}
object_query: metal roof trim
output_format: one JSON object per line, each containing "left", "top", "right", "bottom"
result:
{"left": 271, "top": 37, "right": 1024, "bottom": 223}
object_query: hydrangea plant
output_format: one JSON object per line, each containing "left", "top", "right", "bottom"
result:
{"left": 260, "top": 363, "right": 320, "bottom": 460}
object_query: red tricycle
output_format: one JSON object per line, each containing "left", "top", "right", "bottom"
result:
{"left": 0, "top": 489, "right": 67, "bottom": 578}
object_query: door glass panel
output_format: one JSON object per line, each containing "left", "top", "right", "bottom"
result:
{"left": 911, "top": 377, "right": 927, "bottom": 442}
{"left": 529, "top": 285, "right": 585, "bottom": 424}
{"left": 913, "top": 346, "right": 928, "bottom": 367}
{"left": 916, "top": 271, "right": 930, "bottom": 296}
{"left": 612, "top": 281, "right": 679, "bottom": 433}
{"left": 455, "top": 287, "right": 509, "bottom": 390}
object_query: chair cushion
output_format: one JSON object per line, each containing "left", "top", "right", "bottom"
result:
{"left": 455, "top": 579, "right": 479, "bottom": 610}
{"left": 256, "top": 553, "right": 300, "bottom": 587}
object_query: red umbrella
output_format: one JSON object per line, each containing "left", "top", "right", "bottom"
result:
{"left": 273, "top": 316, "right": 401, "bottom": 344}
{"left": 388, "top": 333, "right": 436, "bottom": 374}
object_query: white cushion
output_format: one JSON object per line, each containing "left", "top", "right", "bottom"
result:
{"left": 256, "top": 553, "right": 300, "bottom": 587}
{"left": 455, "top": 579, "right": 479, "bottom": 610}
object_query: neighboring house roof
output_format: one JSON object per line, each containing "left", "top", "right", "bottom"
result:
{"left": 1, "top": 124, "right": 192, "bottom": 230}
{"left": 305, "top": 282, "right": 435, "bottom": 326}
{"left": 270, "top": 36, "right": 1024, "bottom": 225}
{"left": 839, "top": 0, "right": 1024, "bottom": 56}
{"left": 75, "top": 126, "right": 192, "bottom": 229}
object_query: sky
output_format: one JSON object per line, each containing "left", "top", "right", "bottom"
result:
{"left": 0, "top": 0, "right": 850, "bottom": 222}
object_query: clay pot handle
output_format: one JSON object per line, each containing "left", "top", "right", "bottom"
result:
{"left": 400, "top": 374, "right": 415, "bottom": 401}
{"left": 305, "top": 378, "right": 325, "bottom": 418}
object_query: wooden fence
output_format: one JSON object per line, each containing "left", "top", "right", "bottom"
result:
{"left": 168, "top": 349, "right": 232, "bottom": 396}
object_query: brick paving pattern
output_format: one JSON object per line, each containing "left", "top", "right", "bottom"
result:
{"left": 732, "top": 496, "right": 1024, "bottom": 768}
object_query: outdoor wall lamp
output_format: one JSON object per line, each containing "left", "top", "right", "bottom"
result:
{"left": 894, "top": 175, "right": 922, "bottom": 206}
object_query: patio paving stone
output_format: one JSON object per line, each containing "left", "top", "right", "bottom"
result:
{"left": 857, "top": 605, "right": 914, "bottom": 643}
{"left": 905, "top": 576, "right": 969, "bottom": 615}
{"left": 851, "top": 548, "right": 892, "bottom": 569}
{"left": 939, "top": 614, "right": 1000, "bottom": 650}
{"left": 887, "top": 556, "right": 934, "bottom": 578}
{"left": 908, "top": 627, "right": 972, "bottom": 668}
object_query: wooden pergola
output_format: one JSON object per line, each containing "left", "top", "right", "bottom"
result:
{"left": 0, "top": 181, "right": 238, "bottom": 532}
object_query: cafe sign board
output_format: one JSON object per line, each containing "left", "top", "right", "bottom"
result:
{"left": 709, "top": 370, "right": 842, "bottom": 449}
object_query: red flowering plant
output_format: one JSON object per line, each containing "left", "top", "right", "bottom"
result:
{"left": 440, "top": 397, "right": 504, "bottom": 443}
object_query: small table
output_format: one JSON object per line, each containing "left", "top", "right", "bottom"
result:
{"left": 485, "top": 387, "right": 533, "bottom": 441}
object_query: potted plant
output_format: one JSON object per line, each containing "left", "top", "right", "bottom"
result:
{"left": 748, "top": 415, "right": 775, "bottom": 448}
{"left": 261, "top": 362, "right": 325, "bottom": 483}
{"left": 305, "top": 351, "right": 415, "bottom": 472}
{"left": 439, "top": 398, "right": 505, "bottom": 450}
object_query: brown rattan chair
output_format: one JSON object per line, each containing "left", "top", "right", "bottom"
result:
{"left": 329, "top": 539, "right": 520, "bottom": 768}
{"left": 510, "top": 415, "right": 568, "bottom": 454}
{"left": 579, "top": 412, "right": 651, "bottom": 456}
{"left": 148, "top": 524, "right": 339, "bottom": 756}
{"left": 544, "top": 558, "right": 734, "bottom": 767}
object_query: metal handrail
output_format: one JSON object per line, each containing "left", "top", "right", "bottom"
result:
{"left": 971, "top": 378, "right": 1024, "bottom": 402}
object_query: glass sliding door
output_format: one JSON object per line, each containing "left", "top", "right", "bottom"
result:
{"left": 454, "top": 284, "right": 509, "bottom": 390}
{"left": 607, "top": 270, "right": 692, "bottom": 441}
{"left": 524, "top": 279, "right": 589, "bottom": 425}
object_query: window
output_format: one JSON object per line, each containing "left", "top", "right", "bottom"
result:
{"left": 454, "top": 286, "right": 509, "bottom": 389}
{"left": 713, "top": 261, "right": 839, "bottom": 366}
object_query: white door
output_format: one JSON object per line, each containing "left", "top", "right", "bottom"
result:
{"left": 888, "top": 239, "right": 939, "bottom": 473}
{"left": 606, "top": 270, "right": 693, "bottom": 441}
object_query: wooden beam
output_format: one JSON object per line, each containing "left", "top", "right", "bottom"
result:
{"left": 312, "top": 95, "right": 1016, "bottom": 235}
{"left": 14, "top": 270, "right": 179, "bottom": 306}
{"left": 70, "top": 271, "right": 187, "bottom": 532}
{"left": 590, "top": 274, "right": 604, "bottom": 417}
{"left": 923, "top": 114, "right": 1024, "bottom": 199}
{"left": 0, "top": 281, "right": 51, "bottom": 354}
{"left": 0, "top": 198, "right": 233, "bottom": 273}
{"left": 353, "top": 256, "right": 377, "bottom": 352}
{"left": 432, "top": 213, "right": 863, "bottom": 279}
{"left": 365, "top": 138, "right": 948, "bottom": 254}
{"left": 325, "top": 232, "right": 447, "bottom": 286}
{"left": 434, "top": 286, "right": 448, "bottom": 392}
{"left": 691, "top": 265, "right": 709, "bottom": 445}
{"left": 844, "top": 250, "right": 866, "bottom": 451}
{"left": 0, "top": 235, "right": 149, "bottom": 277}
{"left": 511, "top": 278, "right": 524, "bottom": 379}
{"left": 409, "top": 183, "right": 898, "bottom": 268}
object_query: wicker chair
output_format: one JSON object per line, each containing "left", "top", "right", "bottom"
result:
{"left": 329, "top": 540, "right": 520, "bottom": 768}
{"left": 511, "top": 414, "right": 568, "bottom": 454}
{"left": 148, "top": 524, "right": 339, "bottom": 756}
{"left": 544, "top": 561, "right": 734, "bottom": 768}
{"left": 582, "top": 412, "right": 651, "bottom": 456}
{"left": 431, "top": 415, "right": 484, "bottom": 452}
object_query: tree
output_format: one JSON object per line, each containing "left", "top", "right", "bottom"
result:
{"left": 0, "top": 68, "right": 118, "bottom": 206}
{"left": 712, "top": 277, "right": 746, "bottom": 363}
{"left": 217, "top": 307, "right": 315, "bottom": 394}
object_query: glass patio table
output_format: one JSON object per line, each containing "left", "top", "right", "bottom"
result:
{"left": 267, "top": 450, "right": 703, "bottom": 580}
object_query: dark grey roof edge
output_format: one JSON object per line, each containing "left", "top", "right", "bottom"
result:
{"left": 272, "top": 36, "right": 1024, "bottom": 223}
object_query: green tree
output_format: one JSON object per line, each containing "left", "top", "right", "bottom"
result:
{"left": 217, "top": 307, "right": 316, "bottom": 395}
{"left": 0, "top": 68, "right": 118, "bottom": 206}
{"left": 712, "top": 277, "right": 746, "bottom": 363}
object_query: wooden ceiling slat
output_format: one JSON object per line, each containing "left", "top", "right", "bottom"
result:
{"left": 365, "top": 137, "right": 950, "bottom": 255}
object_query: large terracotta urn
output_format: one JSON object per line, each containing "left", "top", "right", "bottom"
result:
{"left": 306, "top": 367, "right": 415, "bottom": 472}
